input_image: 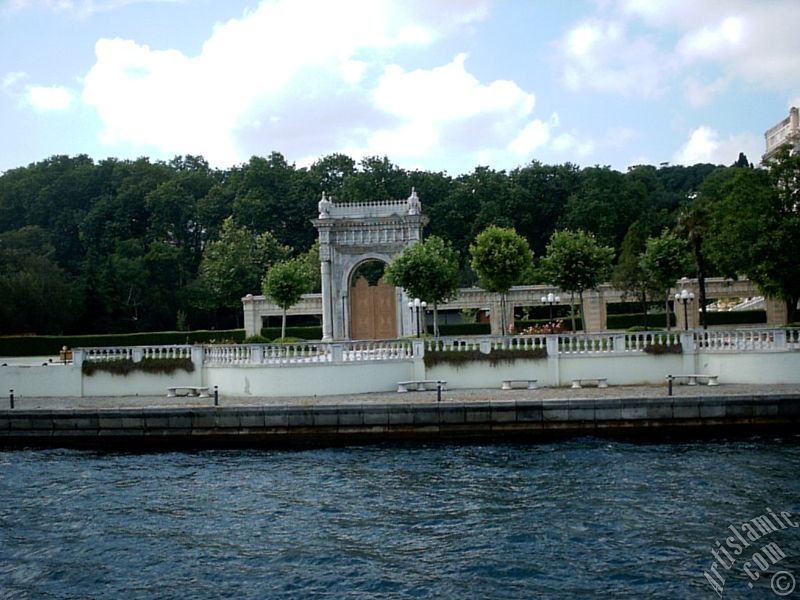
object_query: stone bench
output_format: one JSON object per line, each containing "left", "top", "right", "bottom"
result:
{"left": 668, "top": 374, "right": 719, "bottom": 386}
{"left": 397, "top": 380, "right": 447, "bottom": 393}
{"left": 571, "top": 378, "right": 608, "bottom": 389}
{"left": 167, "top": 386, "right": 209, "bottom": 398}
{"left": 501, "top": 379, "right": 538, "bottom": 390}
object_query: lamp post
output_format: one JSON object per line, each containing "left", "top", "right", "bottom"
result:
{"left": 540, "top": 292, "right": 561, "bottom": 322}
{"left": 674, "top": 289, "right": 695, "bottom": 331}
{"left": 407, "top": 297, "right": 427, "bottom": 337}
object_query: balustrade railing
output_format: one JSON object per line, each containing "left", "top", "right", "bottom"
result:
{"left": 76, "top": 328, "right": 800, "bottom": 369}
{"left": 83, "top": 345, "right": 192, "bottom": 362}
{"left": 623, "top": 331, "right": 679, "bottom": 351}
{"left": 558, "top": 333, "right": 617, "bottom": 354}
{"left": 695, "top": 329, "right": 775, "bottom": 351}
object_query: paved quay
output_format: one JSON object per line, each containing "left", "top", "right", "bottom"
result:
{"left": 5, "top": 383, "right": 800, "bottom": 411}
{"left": 2, "top": 384, "right": 798, "bottom": 448}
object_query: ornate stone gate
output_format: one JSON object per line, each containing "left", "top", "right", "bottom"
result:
{"left": 312, "top": 191, "right": 428, "bottom": 340}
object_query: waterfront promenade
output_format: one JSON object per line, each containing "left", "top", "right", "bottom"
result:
{"left": 6, "top": 382, "right": 800, "bottom": 410}
{"left": 2, "top": 383, "right": 798, "bottom": 449}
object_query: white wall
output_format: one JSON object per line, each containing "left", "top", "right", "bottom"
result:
{"left": 0, "top": 364, "right": 81, "bottom": 398}
{"left": 82, "top": 368, "right": 202, "bottom": 397}
{"left": 558, "top": 354, "right": 686, "bottom": 386}
{"left": 205, "top": 361, "right": 415, "bottom": 397}
{"left": 426, "top": 359, "right": 549, "bottom": 389}
{"left": 701, "top": 352, "right": 800, "bottom": 384}
{"left": 2, "top": 350, "right": 799, "bottom": 399}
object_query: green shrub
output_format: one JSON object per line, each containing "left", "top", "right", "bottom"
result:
{"left": 271, "top": 337, "right": 306, "bottom": 344}
{"left": 244, "top": 334, "right": 271, "bottom": 343}
{"left": 260, "top": 326, "right": 322, "bottom": 340}
{"left": 424, "top": 347, "right": 547, "bottom": 368}
{"left": 705, "top": 310, "right": 766, "bottom": 325}
{"left": 82, "top": 357, "right": 195, "bottom": 376}
{"left": 643, "top": 343, "right": 682, "bottom": 355}
{"left": 0, "top": 329, "right": 246, "bottom": 357}
{"left": 607, "top": 313, "right": 675, "bottom": 330}
{"left": 433, "top": 323, "right": 491, "bottom": 336}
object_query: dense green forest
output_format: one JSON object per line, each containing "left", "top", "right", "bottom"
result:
{"left": 0, "top": 149, "right": 797, "bottom": 335}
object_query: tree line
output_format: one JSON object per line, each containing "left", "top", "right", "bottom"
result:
{"left": 0, "top": 148, "right": 797, "bottom": 335}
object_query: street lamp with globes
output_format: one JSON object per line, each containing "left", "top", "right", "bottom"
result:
{"left": 540, "top": 292, "right": 560, "bottom": 322}
{"left": 674, "top": 289, "right": 695, "bottom": 331}
{"left": 407, "top": 297, "right": 427, "bottom": 337}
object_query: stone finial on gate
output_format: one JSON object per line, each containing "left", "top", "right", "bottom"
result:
{"left": 406, "top": 188, "right": 421, "bottom": 215}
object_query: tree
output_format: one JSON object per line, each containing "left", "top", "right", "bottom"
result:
{"left": 540, "top": 229, "right": 614, "bottom": 332}
{"left": 469, "top": 226, "right": 533, "bottom": 334}
{"left": 562, "top": 166, "right": 647, "bottom": 248}
{"left": 675, "top": 202, "right": 711, "bottom": 329}
{"left": 385, "top": 236, "right": 460, "bottom": 336}
{"left": 262, "top": 259, "right": 311, "bottom": 339}
{"left": 640, "top": 231, "right": 692, "bottom": 331}
{"left": 612, "top": 221, "right": 656, "bottom": 328}
{"left": 704, "top": 151, "right": 800, "bottom": 321}
{"left": 197, "top": 217, "right": 289, "bottom": 325}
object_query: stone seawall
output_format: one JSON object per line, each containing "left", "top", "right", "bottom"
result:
{"left": 1, "top": 394, "right": 798, "bottom": 448}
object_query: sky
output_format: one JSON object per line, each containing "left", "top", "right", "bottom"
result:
{"left": 1, "top": 0, "right": 799, "bottom": 176}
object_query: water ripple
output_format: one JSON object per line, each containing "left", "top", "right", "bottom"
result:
{"left": 1, "top": 439, "right": 799, "bottom": 598}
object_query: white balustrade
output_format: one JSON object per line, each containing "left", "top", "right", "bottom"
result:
{"left": 558, "top": 333, "right": 616, "bottom": 354}
{"left": 74, "top": 327, "right": 800, "bottom": 370}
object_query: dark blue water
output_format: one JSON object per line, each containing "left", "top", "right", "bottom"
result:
{"left": 1, "top": 438, "right": 799, "bottom": 599}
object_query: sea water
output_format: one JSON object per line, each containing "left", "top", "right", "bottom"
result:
{"left": 1, "top": 437, "right": 798, "bottom": 599}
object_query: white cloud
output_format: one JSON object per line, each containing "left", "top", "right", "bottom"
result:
{"left": 3, "top": 0, "right": 185, "bottom": 18}
{"left": 683, "top": 75, "right": 729, "bottom": 107}
{"left": 508, "top": 120, "right": 550, "bottom": 155}
{"left": 2, "top": 71, "right": 28, "bottom": 91}
{"left": 676, "top": 16, "right": 745, "bottom": 60}
{"left": 81, "top": 0, "right": 530, "bottom": 169}
{"left": 559, "top": 19, "right": 670, "bottom": 97}
{"left": 373, "top": 54, "right": 534, "bottom": 123}
{"left": 561, "top": 1, "right": 800, "bottom": 104}
{"left": 673, "top": 125, "right": 761, "bottom": 166}
{"left": 26, "top": 85, "right": 75, "bottom": 110}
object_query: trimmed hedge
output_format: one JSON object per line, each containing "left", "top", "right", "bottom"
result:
{"left": 433, "top": 323, "right": 491, "bottom": 336}
{"left": 607, "top": 313, "right": 675, "bottom": 330}
{"left": 705, "top": 310, "right": 766, "bottom": 325}
{"left": 0, "top": 329, "right": 246, "bottom": 357}
{"left": 643, "top": 343, "right": 682, "bottom": 355}
{"left": 260, "top": 326, "right": 322, "bottom": 341}
{"left": 82, "top": 357, "right": 195, "bottom": 377}
{"left": 424, "top": 347, "right": 547, "bottom": 368}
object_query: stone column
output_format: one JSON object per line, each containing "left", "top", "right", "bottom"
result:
{"left": 242, "top": 295, "right": 259, "bottom": 337}
{"left": 320, "top": 257, "right": 333, "bottom": 341}
{"left": 765, "top": 297, "right": 788, "bottom": 326}
{"left": 582, "top": 290, "right": 607, "bottom": 332}
{"left": 680, "top": 331, "right": 697, "bottom": 373}
{"left": 545, "top": 335, "right": 560, "bottom": 387}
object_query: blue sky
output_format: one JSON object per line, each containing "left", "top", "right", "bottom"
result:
{"left": 1, "top": 0, "right": 798, "bottom": 175}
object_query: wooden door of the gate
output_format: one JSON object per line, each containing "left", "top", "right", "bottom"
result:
{"left": 350, "top": 277, "right": 397, "bottom": 339}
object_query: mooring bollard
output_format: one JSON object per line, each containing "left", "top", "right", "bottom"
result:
{"left": 437, "top": 381, "right": 442, "bottom": 403}
{"left": 214, "top": 385, "right": 219, "bottom": 407}
{"left": 9, "top": 389, "right": 14, "bottom": 409}
{"left": 667, "top": 375, "right": 673, "bottom": 397}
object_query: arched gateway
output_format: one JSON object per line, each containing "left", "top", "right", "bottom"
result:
{"left": 313, "top": 191, "right": 428, "bottom": 340}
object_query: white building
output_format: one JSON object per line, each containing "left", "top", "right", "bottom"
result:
{"left": 763, "top": 106, "right": 800, "bottom": 161}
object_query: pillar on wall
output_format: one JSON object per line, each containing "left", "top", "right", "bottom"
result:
{"left": 488, "top": 297, "right": 514, "bottom": 335}
{"left": 765, "top": 297, "right": 789, "bottom": 326}
{"left": 242, "top": 294, "right": 259, "bottom": 337}
{"left": 582, "top": 289, "right": 607, "bottom": 332}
